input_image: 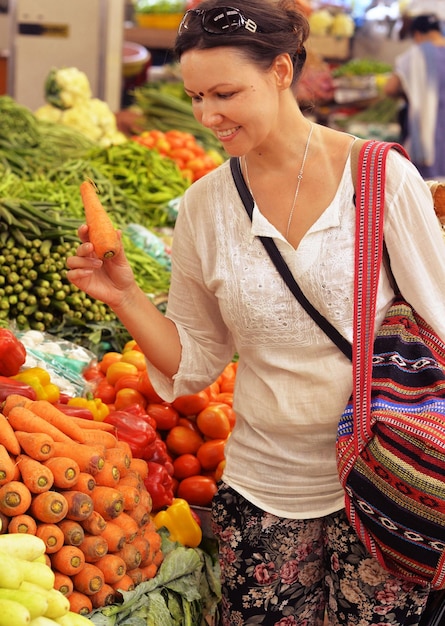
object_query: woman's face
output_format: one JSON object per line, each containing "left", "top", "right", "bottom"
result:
{"left": 180, "top": 46, "right": 289, "bottom": 157}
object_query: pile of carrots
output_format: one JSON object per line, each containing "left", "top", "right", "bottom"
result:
{"left": 0, "top": 394, "right": 164, "bottom": 615}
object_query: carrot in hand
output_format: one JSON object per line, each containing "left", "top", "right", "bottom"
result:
{"left": 16, "top": 454, "right": 54, "bottom": 493}
{"left": 15, "top": 430, "right": 54, "bottom": 461}
{"left": 80, "top": 179, "right": 121, "bottom": 260}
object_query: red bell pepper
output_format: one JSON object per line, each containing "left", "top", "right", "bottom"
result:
{"left": 53, "top": 403, "right": 95, "bottom": 421}
{"left": 105, "top": 409, "right": 157, "bottom": 459}
{"left": 0, "top": 375, "right": 37, "bottom": 401}
{"left": 0, "top": 329, "right": 26, "bottom": 376}
{"left": 144, "top": 461, "right": 175, "bottom": 512}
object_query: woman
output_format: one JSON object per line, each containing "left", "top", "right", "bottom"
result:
{"left": 385, "top": 13, "right": 445, "bottom": 178}
{"left": 67, "top": 1, "right": 445, "bottom": 623}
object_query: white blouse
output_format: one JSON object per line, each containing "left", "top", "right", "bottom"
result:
{"left": 147, "top": 145, "right": 445, "bottom": 519}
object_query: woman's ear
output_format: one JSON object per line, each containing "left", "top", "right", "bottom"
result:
{"left": 273, "top": 53, "right": 294, "bottom": 90}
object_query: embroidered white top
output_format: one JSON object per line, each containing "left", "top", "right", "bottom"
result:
{"left": 147, "top": 146, "right": 445, "bottom": 519}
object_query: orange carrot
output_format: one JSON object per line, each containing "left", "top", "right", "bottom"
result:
{"left": 72, "top": 472, "right": 96, "bottom": 495}
{"left": 80, "top": 179, "right": 121, "bottom": 260}
{"left": 80, "top": 510, "right": 107, "bottom": 536}
{"left": 126, "top": 567, "right": 143, "bottom": 586}
{"left": 132, "top": 535, "right": 150, "bottom": 566}
{"left": 105, "top": 447, "right": 131, "bottom": 474}
{"left": 94, "top": 460, "right": 120, "bottom": 488}
{"left": 140, "top": 563, "right": 158, "bottom": 581}
{"left": 79, "top": 533, "right": 108, "bottom": 563}
{"left": 15, "top": 430, "right": 54, "bottom": 461}
{"left": 53, "top": 571, "right": 74, "bottom": 597}
{"left": 0, "top": 413, "right": 20, "bottom": 455}
{"left": 115, "top": 543, "right": 142, "bottom": 571}
{"left": 100, "top": 520, "right": 126, "bottom": 553}
{"left": 68, "top": 590, "right": 93, "bottom": 615}
{"left": 72, "top": 562, "right": 105, "bottom": 596}
{"left": 43, "top": 456, "right": 80, "bottom": 489}
{"left": 95, "top": 554, "right": 126, "bottom": 585}
{"left": 7, "top": 513, "right": 37, "bottom": 535}
{"left": 138, "top": 487, "right": 152, "bottom": 512}
{"left": 90, "top": 583, "right": 116, "bottom": 609}
{"left": 29, "top": 490, "right": 69, "bottom": 523}
{"left": 62, "top": 490, "right": 94, "bottom": 522}
{"left": 69, "top": 416, "right": 116, "bottom": 433}
{"left": 28, "top": 400, "right": 86, "bottom": 443}
{"left": 50, "top": 441, "right": 105, "bottom": 475}
{"left": 58, "top": 519, "right": 85, "bottom": 547}
{"left": 16, "top": 454, "right": 54, "bottom": 493}
{"left": 51, "top": 545, "right": 85, "bottom": 577}
{"left": 0, "top": 443, "right": 17, "bottom": 486}
{"left": 129, "top": 502, "right": 150, "bottom": 528}
{"left": 90, "top": 485, "right": 124, "bottom": 521}
{"left": 36, "top": 522, "right": 65, "bottom": 553}
{"left": 112, "top": 511, "right": 139, "bottom": 542}
{"left": 1, "top": 394, "right": 32, "bottom": 416}
{"left": 121, "top": 484, "right": 141, "bottom": 512}
{"left": 111, "top": 573, "right": 134, "bottom": 597}
{"left": 81, "top": 429, "right": 117, "bottom": 449}
{"left": 0, "top": 480, "right": 32, "bottom": 516}
{"left": 7, "top": 406, "right": 73, "bottom": 443}
{"left": 117, "top": 471, "right": 142, "bottom": 491}
{"left": 128, "top": 457, "right": 149, "bottom": 480}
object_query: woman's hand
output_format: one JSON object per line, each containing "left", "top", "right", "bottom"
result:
{"left": 66, "top": 225, "right": 137, "bottom": 310}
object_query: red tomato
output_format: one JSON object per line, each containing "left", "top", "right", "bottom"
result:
{"left": 178, "top": 417, "right": 201, "bottom": 432}
{"left": 137, "top": 370, "right": 163, "bottom": 403}
{"left": 196, "top": 439, "right": 226, "bottom": 471}
{"left": 114, "top": 374, "right": 140, "bottom": 393}
{"left": 120, "top": 350, "right": 146, "bottom": 371}
{"left": 196, "top": 404, "right": 231, "bottom": 439}
{"left": 114, "top": 388, "right": 147, "bottom": 411}
{"left": 177, "top": 475, "right": 218, "bottom": 507}
{"left": 147, "top": 403, "right": 179, "bottom": 431}
{"left": 165, "top": 426, "right": 204, "bottom": 456}
{"left": 99, "top": 352, "right": 122, "bottom": 374}
{"left": 172, "top": 454, "right": 202, "bottom": 480}
{"left": 172, "top": 390, "right": 209, "bottom": 417}
{"left": 94, "top": 378, "right": 116, "bottom": 404}
{"left": 106, "top": 361, "right": 138, "bottom": 386}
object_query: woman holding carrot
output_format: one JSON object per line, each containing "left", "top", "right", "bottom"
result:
{"left": 67, "top": 0, "right": 445, "bottom": 624}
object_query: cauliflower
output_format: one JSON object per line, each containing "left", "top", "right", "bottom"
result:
{"left": 331, "top": 13, "right": 355, "bottom": 38}
{"left": 45, "top": 67, "right": 92, "bottom": 110}
{"left": 37, "top": 67, "right": 127, "bottom": 147}
{"left": 308, "top": 9, "right": 334, "bottom": 36}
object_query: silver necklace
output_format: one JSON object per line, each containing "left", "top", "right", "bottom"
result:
{"left": 244, "top": 122, "right": 314, "bottom": 239}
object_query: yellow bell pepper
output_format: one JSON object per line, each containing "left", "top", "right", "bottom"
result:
{"left": 153, "top": 498, "right": 202, "bottom": 548}
{"left": 12, "top": 366, "right": 60, "bottom": 403}
{"left": 67, "top": 396, "right": 110, "bottom": 421}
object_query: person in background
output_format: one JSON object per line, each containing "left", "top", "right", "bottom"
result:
{"left": 385, "top": 13, "right": 445, "bottom": 178}
{"left": 67, "top": 0, "right": 445, "bottom": 623}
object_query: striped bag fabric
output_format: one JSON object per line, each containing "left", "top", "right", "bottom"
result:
{"left": 336, "top": 140, "right": 445, "bottom": 589}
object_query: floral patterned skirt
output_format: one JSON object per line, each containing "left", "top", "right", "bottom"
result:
{"left": 211, "top": 482, "right": 430, "bottom": 626}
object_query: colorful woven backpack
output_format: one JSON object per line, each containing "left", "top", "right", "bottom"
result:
{"left": 337, "top": 140, "right": 445, "bottom": 589}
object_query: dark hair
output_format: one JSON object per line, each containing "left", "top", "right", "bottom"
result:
{"left": 410, "top": 13, "right": 441, "bottom": 35}
{"left": 173, "top": 0, "right": 310, "bottom": 86}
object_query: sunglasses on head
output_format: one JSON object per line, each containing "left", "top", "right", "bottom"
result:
{"left": 178, "top": 6, "right": 260, "bottom": 35}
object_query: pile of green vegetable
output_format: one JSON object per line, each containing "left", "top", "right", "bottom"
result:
{"left": 88, "top": 532, "right": 221, "bottom": 626}
{"left": 0, "top": 95, "right": 188, "bottom": 353}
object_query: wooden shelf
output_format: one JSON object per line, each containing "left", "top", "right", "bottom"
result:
{"left": 124, "top": 25, "right": 176, "bottom": 50}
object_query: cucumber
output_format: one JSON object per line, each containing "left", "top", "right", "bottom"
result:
{"left": 21, "top": 560, "right": 55, "bottom": 591}
{"left": 0, "top": 588, "right": 48, "bottom": 620}
{"left": 19, "top": 583, "right": 70, "bottom": 621}
{"left": 0, "top": 598, "right": 31, "bottom": 626}
{"left": 55, "top": 611, "right": 95, "bottom": 626}
{"left": 29, "top": 618, "right": 60, "bottom": 626}
{"left": 0, "top": 552, "right": 25, "bottom": 589}
{"left": 0, "top": 534, "right": 45, "bottom": 562}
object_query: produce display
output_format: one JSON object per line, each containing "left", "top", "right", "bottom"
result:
{"left": 0, "top": 533, "right": 94, "bottom": 626}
